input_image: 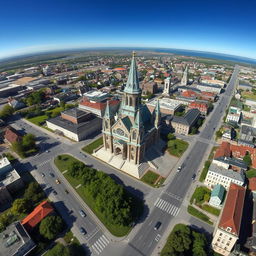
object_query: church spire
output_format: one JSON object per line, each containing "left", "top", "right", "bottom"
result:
{"left": 134, "top": 108, "right": 143, "bottom": 128}
{"left": 124, "top": 51, "right": 141, "bottom": 94}
{"left": 104, "top": 100, "right": 113, "bottom": 119}
{"left": 154, "top": 99, "right": 161, "bottom": 127}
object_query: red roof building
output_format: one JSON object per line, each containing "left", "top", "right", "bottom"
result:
{"left": 4, "top": 126, "right": 23, "bottom": 144}
{"left": 249, "top": 177, "right": 256, "bottom": 191}
{"left": 215, "top": 141, "right": 256, "bottom": 168}
{"left": 21, "top": 201, "right": 54, "bottom": 230}
{"left": 181, "top": 90, "right": 198, "bottom": 98}
{"left": 79, "top": 98, "right": 120, "bottom": 117}
{"left": 188, "top": 102, "right": 208, "bottom": 115}
{"left": 200, "top": 91, "right": 217, "bottom": 102}
{"left": 218, "top": 183, "right": 246, "bottom": 236}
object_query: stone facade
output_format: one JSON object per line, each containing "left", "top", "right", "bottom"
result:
{"left": 102, "top": 52, "right": 161, "bottom": 165}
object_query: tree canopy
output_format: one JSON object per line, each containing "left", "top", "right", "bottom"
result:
{"left": 45, "top": 243, "right": 70, "bottom": 256}
{"left": 0, "top": 104, "right": 14, "bottom": 119}
{"left": 39, "top": 216, "right": 64, "bottom": 240}
{"left": 12, "top": 198, "right": 31, "bottom": 215}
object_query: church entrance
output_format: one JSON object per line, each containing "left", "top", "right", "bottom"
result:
{"left": 115, "top": 147, "right": 122, "bottom": 155}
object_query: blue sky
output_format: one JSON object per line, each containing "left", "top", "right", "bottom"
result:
{"left": 0, "top": 0, "right": 255, "bottom": 59}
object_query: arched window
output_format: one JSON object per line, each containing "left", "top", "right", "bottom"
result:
{"left": 132, "top": 131, "right": 136, "bottom": 140}
{"left": 105, "top": 121, "right": 108, "bottom": 129}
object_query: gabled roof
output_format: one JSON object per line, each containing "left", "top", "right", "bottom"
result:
{"left": 21, "top": 201, "right": 54, "bottom": 230}
{"left": 214, "top": 141, "right": 232, "bottom": 159}
{"left": 218, "top": 183, "right": 246, "bottom": 236}
{"left": 172, "top": 109, "right": 200, "bottom": 126}
{"left": 4, "top": 126, "right": 23, "bottom": 144}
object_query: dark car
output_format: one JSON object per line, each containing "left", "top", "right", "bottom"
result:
{"left": 49, "top": 173, "right": 55, "bottom": 178}
{"left": 65, "top": 189, "right": 69, "bottom": 194}
{"left": 79, "top": 227, "right": 87, "bottom": 235}
{"left": 192, "top": 174, "right": 196, "bottom": 180}
{"left": 154, "top": 221, "right": 162, "bottom": 230}
{"left": 52, "top": 190, "right": 57, "bottom": 195}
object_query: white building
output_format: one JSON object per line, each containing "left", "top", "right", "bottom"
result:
{"left": 226, "top": 106, "right": 241, "bottom": 123}
{"left": 196, "top": 84, "right": 222, "bottom": 94}
{"left": 204, "top": 163, "right": 245, "bottom": 190}
{"left": 209, "top": 184, "right": 225, "bottom": 207}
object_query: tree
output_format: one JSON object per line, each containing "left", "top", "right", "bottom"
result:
{"left": 11, "top": 142, "right": 25, "bottom": 158}
{"left": 12, "top": 198, "right": 30, "bottom": 215}
{"left": 191, "top": 127, "right": 198, "bottom": 135}
{"left": 22, "top": 134, "right": 36, "bottom": 150}
{"left": 0, "top": 105, "right": 14, "bottom": 119}
{"left": 243, "top": 152, "right": 252, "bottom": 166}
{"left": 60, "top": 101, "right": 66, "bottom": 109}
{"left": 192, "top": 231, "right": 207, "bottom": 256}
{"left": 216, "top": 130, "right": 223, "bottom": 138}
{"left": 45, "top": 243, "right": 70, "bottom": 256}
{"left": 39, "top": 216, "right": 64, "bottom": 240}
{"left": 24, "top": 182, "right": 44, "bottom": 203}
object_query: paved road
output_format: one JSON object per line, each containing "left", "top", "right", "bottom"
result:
{"left": 119, "top": 66, "right": 240, "bottom": 256}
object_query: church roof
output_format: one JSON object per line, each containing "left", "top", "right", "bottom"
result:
{"left": 134, "top": 109, "right": 144, "bottom": 128}
{"left": 124, "top": 52, "right": 141, "bottom": 94}
{"left": 121, "top": 116, "right": 133, "bottom": 131}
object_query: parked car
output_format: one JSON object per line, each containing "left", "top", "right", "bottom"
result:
{"left": 65, "top": 189, "right": 69, "bottom": 194}
{"left": 79, "top": 210, "right": 86, "bottom": 218}
{"left": 79, "top": 227, "right": 87, "bottom": 235}
{"left": 192, "top": 174, "right": 196, "bottom": 180}
{"left": 41, "top": 173, "right": 45, "bottom": 177}
{"left": 154, "top": 221, "right": 162, "bottom": 230}
{"left": 55, "top": 179, "right": 60, "bottom": 184}
{"left": 52, "top": 190, "right": 57, "bottom": 195}
{"left": 49, "top": 173, "right": 55, "bottom": 178}
{"left": 177, "top": 166, "right": 182, "bottom": 172}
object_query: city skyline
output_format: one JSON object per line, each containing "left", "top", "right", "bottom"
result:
{"left": 1, "top": 0, "right": 256, "bottom": 60}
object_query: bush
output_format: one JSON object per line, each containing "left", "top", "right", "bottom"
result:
{"left": 201, "top": 205, "right": 220, "bottom": 216}
{"left": 190, "top": 186, "right": 211, "bottom": 205}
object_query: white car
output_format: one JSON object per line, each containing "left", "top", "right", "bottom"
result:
{"left": 177, "top": 166, "right": 182, "bottom": 172}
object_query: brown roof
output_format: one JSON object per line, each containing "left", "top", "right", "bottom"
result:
{"left": 249, "top": 177, "right": 256, "bottom": 191}
{"left": 218, "top": 183, "right": 246, "bottom": 236}
{"left": 4, "top": 126, "right": 23, "bottom": 144}
{"left": 80, "top": 98, "right": 119, "bottom": 110}
{"left": 214, "top": 141, "right": 232, "bottom": 159}
{"left": 21, "top": 201, "right": 54, "bottom": 230}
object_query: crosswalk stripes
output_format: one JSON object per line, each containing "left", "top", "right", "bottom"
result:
{"left": 91, "top": 235, "right": 109, "bottom": 255}
{"left": 154, "top": 198, "right": 180, "bottom": 216}
{"left": 37, "top": 159, "right": 50, "bottom": 168}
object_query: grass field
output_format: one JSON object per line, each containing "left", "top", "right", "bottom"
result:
{"left": 141, "top": 170, "right": 164, "bottom": 187}
{"left": 54, "top": 154, "right": 135, "bottom": 237}
{"left": 167, "top": 139, "right": 189, "bottom": 157}
{"left": 27, "top": 115, "right": 48, "bottom": 126}
{"left": 82, "top": 137, "right": 103, "bottom": 154}
{"left": 187, "top": 205, "right": 213, "bottom": 225}
{"left": 201, "top": 204, "right": 220, "bottom": 216}
{"left": 241, "top": 91, "right": 256, "bottom": 100}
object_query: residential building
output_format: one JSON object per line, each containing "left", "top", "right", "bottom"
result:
{"left": 46, "top": 108, "right": 102, "bottom": 141}
{"left": 201, "top": 79, "right": 226, "bottom": 88}
{"left": 0, "top": 221, "right": 36, "bottom": 256}
{"left": 4, "top": 126, "right": 23, "bottom": 144}
{"left": 146, "top": 97, "right": 182, "bottom": 115}
{"left": 142, "top": 81, "right": 158, "bottom": 95}
{"left": 238, "top": 125, "right": 256, "bottom": 148}
{"left": 196, "top": 83, "right": 222, "bottom": 94}
{"left": 200, "top": 91, "right": 217, "bottom": 102}
{"left": 79, "top": 97, "right": 120, "bottom": 117}
{"left": 226, "top": 106, "right": 241, "bottom": 124}
{"left": 21, "top": 201, "right": 54, "bottom": 231}
{"left": 211, "top": 183, "right": 246, "bottom": 256}
{"left": 209, "top": 184, "right": 225, "bottom": 207}
{"left": 245, "top": 99, "right": 256, "bottom": 108}
{"left": 204, "top": 163, "right": 245, "bottom": 189}
{"left": 212, "top": 156, "right": 247, "bottom": 172}
{"left": 171, "top": 109, "right": 200, "bottom": 135}
{"left": 53, "top": 92, "right": 78, "bottom": 103}
{"left": 8, "top": 99, "right": 25, "bottom": 110}
{"left": 188, "top": 101, "right": 208, "bottom": 116}
{"left": 0, "top": 84, "right": 23, "bottom": 97}
{"left": 237, "top": 81, "right": 253, "bottom": 91}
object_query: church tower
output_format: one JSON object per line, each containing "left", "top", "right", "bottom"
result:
{"left": 121, "top": 51, "right": 141, "bottom": 122}
{"left": 181, "top": 65, "right": 188, "bottom": 86}
{"left": 102, "top": 101, "right": 114, "bottom": 153}
{"left": 163, "top": 77, "right": 171, "bottom": 96}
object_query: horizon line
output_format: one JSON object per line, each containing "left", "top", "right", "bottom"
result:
{"left": 1, "top": 46, "right": 256, "bottom": 64}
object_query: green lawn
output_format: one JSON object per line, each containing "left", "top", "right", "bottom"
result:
{"left": 141, "top": 170, "right": 161, "bottom": 187}
{"left": 82, "top": 137, "right": 103, "bottom": 154}
{"left": 241, "top": 91, "right": 256, "bottom": 100}
{"left": 54, "top": 154, "right": 137, "bottom": 237}
{"left": 199, "top": 160, "right": 211, "bottom": 182}
{"left": 190, "top": 186, "right": 211, "bottom": 205}
{"left": 27, "top": 115, "right": 48, "bottom": 126}
{"left": 167, "top": 139, "right": 189, "bottom": 157}
{"left": 187, "top": 205, "right": 213, "bottom": 225}
{"left": 201, "top": 205, "right": 220, "bottom": 216}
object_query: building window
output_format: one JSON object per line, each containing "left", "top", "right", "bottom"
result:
{"left": 132, "top": 131, "right": 136, "bottom": 140}
{"left": 105, "top": 121, "right": 108, "bottom": 129}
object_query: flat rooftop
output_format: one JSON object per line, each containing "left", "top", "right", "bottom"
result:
{"left": 0, "top": 221, "right": 35, "bottom": 256}
{"left": 84, "top": 90, "right": 108, "bottom": 98}
{"left": 147, "top": 98, "right": 181, "bottom": 110}
{"left": 0, "top": 169, "right": 21, "bottom": 187}
{"left": 0, "top": 157, "right": 11, "bottom": 170}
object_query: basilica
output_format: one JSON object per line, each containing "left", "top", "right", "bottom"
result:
{"left": 98, "top": 52, "right": 161, "bottom": 177}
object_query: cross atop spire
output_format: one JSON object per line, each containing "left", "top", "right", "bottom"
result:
{"left": 124, "top": 51, "right": 141, "bottom": 94}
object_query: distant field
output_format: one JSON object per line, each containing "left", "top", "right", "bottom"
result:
{"left": 241, "top": 91, "right": 256, "bottom": 100}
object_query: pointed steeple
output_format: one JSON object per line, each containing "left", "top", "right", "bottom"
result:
{"left": 124, "top": 51, "right": 141, "bottom": 94}
{"left": 134, "top": 108, "right": 143, "bottom": 128}
{"left": 104, "top": 100, "right": 113, "bottom": 119}
{"left": 154, "top": 99, "right": 161, "bottom": 127}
